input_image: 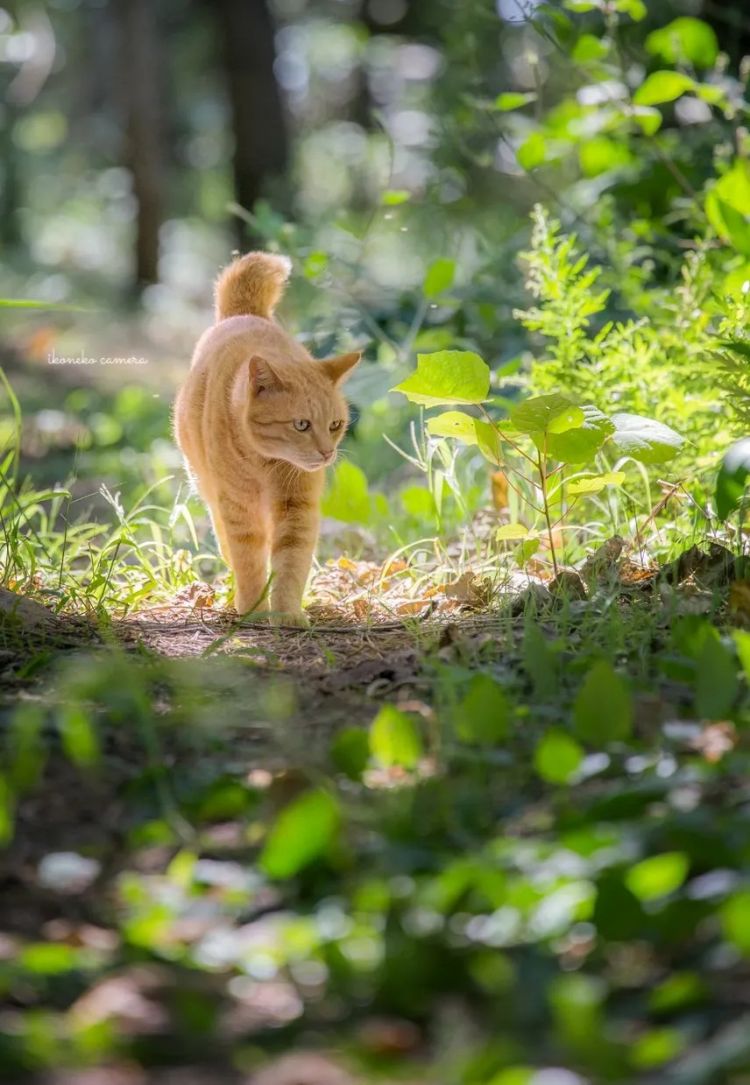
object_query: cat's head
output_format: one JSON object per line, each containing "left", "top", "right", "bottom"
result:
{"left": 246, "top": 351, "right": 360, "bottom": 471}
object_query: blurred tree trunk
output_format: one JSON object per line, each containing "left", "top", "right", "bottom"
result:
{"left": 210, "top": 0, "right": 289, "bottom": 241}
{"left": 113, "top": 0, "right": 164, "bottom": 288}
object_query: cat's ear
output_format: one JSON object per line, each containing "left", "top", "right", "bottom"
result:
{"left": 248, "top": 355, "right": 284, "bottom": 396}
{"left": 321, "top": 351, "right": 361, "bottom": 385}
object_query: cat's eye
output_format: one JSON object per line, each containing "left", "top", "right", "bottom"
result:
{"left": 329, "top": 420, "right": 343, "bottom": 432}
{"left": 293, "top": 419, "right": 311, "bottom": 432}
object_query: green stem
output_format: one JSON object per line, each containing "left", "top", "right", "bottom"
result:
{"left": 538, "top": 447, "right": 559, "bottom": 578}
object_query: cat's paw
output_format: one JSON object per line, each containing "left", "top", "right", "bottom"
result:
{"left": 271, "top": 609, "right": 310, "bottom": 629}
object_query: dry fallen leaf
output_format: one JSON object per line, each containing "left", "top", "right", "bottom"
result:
{"left": 442, "top": 571, "right": 493, "bottom": 608}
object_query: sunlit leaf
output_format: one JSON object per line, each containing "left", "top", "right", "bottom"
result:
{"left": 546, "top": 405, "right": 615, "bottom": 463}
{"left": 260, "top": 789, "right": 340, "bottom": 879}
{"left": 511, "top": 394, "right": 584, "bottom": 438}
{"left": 381, "top": 189, "right": 411, "bottom": 205}
{"left": 567, "top": 471, "right": 625, "bottom": 495}
{"left": 705, "top": 161, "right": 750, "bottom": 256}
{"left": 608, "top": 412, "right": 684, "bottom": 464}
{"left": 392, "top": 351, "right": 490, "bottom": 406}
{"left": 534, "top": 729, "right": 583, "bottom": 784}
{"left": 572, "top": 33, "right": 608, "bottom": 62}
{"left": 370, "top": 705, "right": 423, "bottom": 768}
{"left": 625, "top": 852, "right": 689, "bottom": 901}
{"left": 494, "top": 92, "right": 537, "bottom": 111}
{"left": 517, "top": 132, "right": 547, "bottom": 171}
{"left": 646, "top": 17, "right": 719, "bottom": 68}
{"left": 722, "top": 889, "right": 750, "bottom": 953}
{"left": 574, "top": 660, "right": 632, "bottom": 742}
{"left": 497, "top": 522, "right": 531, "bottom": 541}
{"left": 426, "top": 411, "right": 501, "bottom": 463}
{"left": 633, "top": 70, "right": 695, "bottom": 106}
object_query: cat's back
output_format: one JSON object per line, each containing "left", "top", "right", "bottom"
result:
{"left": 189, "top": 315, "right": 308, "bottom": 379}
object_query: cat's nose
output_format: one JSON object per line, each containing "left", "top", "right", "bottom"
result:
{"left": 319, "top": 449, "right": 335, "bottom": 464}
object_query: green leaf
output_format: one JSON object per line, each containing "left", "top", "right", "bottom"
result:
{"left": 534, "top": 729, "right": 583, "bottom": 784}
{"left": 424, "top": 258, "right": 455, "bottom": 299}
{"left": 722, "top": 890, "right": 750, "bottom": 953}
{"left": 614, "top": 0, "right": 646, "bottom": 20}
{"left": 381, "top": 189, "right": 410, "bottom": 206}
{"left": 494, "top": 91, "right": 537, "bottom": 111}
{"left": 322, "top": 461, "right": 375, "bottom": 525}
{"left": 695, "top": 630, "right": 738, "bottom": 718}
{"left": 608, "top": 412, "right": 684, "bottom": 464}
{"left": 633, "top": 70, "right": 695, "bottom": 106}
{"left": 625, "top": 852, "right": 689, "bottom": 901}
{"left": 0, "top": 774, "right": 13, "bottom": 847}
{"left": 391, "top": 351, "right": 491, "bottom": 407}
{"left": 579, "top": 136, "right": 632, "bottom": 178}
{"left": 629, "top": 105, "right": 663, "bottom": 135}
{"left": 426, "top": 411, "right": 501, "bottom": 463}
{"left": 705, "top": 161, "right": 750, "bottom": 255}
{"left": 567, "top": 471, "right": 625, "bottom": 495}
{"left": 716, "top": 439, "right": 750, "bottom": 520}
{"left": 511, "top": 394, "right": 584, "bottom": 438}
{"left": 546, "top": 405, "right": 615, "bottom": 464}
{"left": 454, "top": 675, "right": 510, "bottom": 745}
{"left": 331, "top": 728, "right": 369, "bottom": 780}
{"left": 733, "top": 629, "right": 750, "bottom": 680}
{"left": 57, "top": 705, "right": 99, "bottom": 768}
{"left": 303, "top": 251, "right": 328, "bottom": 278}
{"left": 370, "top": 705, "right": 422, "bottom": 768}
{"left": 497, "top": 522, "right": 532, "bottom": 541}
{"left": 572, "top": 33, "right": 608, "bottom": 62}
{"left": 706, "top": 195, "right": 750, "bottom": 257}
{"left": 574, "top": 660, "right": 633, "bottom": 743}
{"left": 260, "top": 789, "right": 340, "bottom": 879}
{"left": 515, "top": 537, "right": 541, "bottom": 566}
{"left": 517, "top": 132, "right": 547, "bottom": 171}
{"left": 646, "top": 17, "right": 718, "bottom": 68}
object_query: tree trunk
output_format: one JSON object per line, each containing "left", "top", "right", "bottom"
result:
{"left": 112, "top": 0, "right": 164, "bottom": 289}
{"left": 211, "top": 0, "right": 289, "bottom": 240}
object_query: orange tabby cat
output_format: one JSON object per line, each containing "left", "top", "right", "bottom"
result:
{"left": 174, "top": 252, "right": 360, "bottom": 623}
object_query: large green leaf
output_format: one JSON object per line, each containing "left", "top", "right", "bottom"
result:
{"left": 322, "top": 461, "right": 380, "bottom": 525}
{"left": 260, "top": 789, "right": 340, "bottom": 879}
{"left": 705, "top": 161, "right": 750, "bottom": 256}
{"left": 646, "top": 17, "right": 718, "bottom": 68}
{"left": 370, "top": 705, "right": 422, "bottom": 768}
{"left": 391, "top": 351, "right": 490, "bottom": 406}
{"left": 625, "top": 853, "right": 689, "bottom": 901}
{"left": 574, "top": 660, "right": 633, "bottom": 743}
{"left": 608, "top": 413, "right": 684, "bottom": 464}
{"left": 534, "top": 729, "right": 583, "bottom": 784}
{"left": 715, "top": 438, "right": 750, "bottom": 520}
{"left": 546, "top": 405, "right": 615, "bottom": 464}
{"left": 454, "top": 675, "right": 510, "bottom": 745}
{"left": 633, "top": 71, "right": 695, "bottom": 106}
{"left": 426, "top": 411, "right": 501, "bottom": 464}
{"left": 511, "top": 394, "right": 584, "bottom": 439}
{"left": 494, "top": 91, "right": 537, "bottom": 111}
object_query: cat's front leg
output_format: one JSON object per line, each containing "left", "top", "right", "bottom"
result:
{"left": 269, "top": 488, "right": 320, "bottom": 626}
{"left": 216, "top": 492, "right": 271, "bottom": 615}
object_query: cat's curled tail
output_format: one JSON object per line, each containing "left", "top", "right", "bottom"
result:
{"left": 214, "top": 251, "right": 292, "bottom": 322}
